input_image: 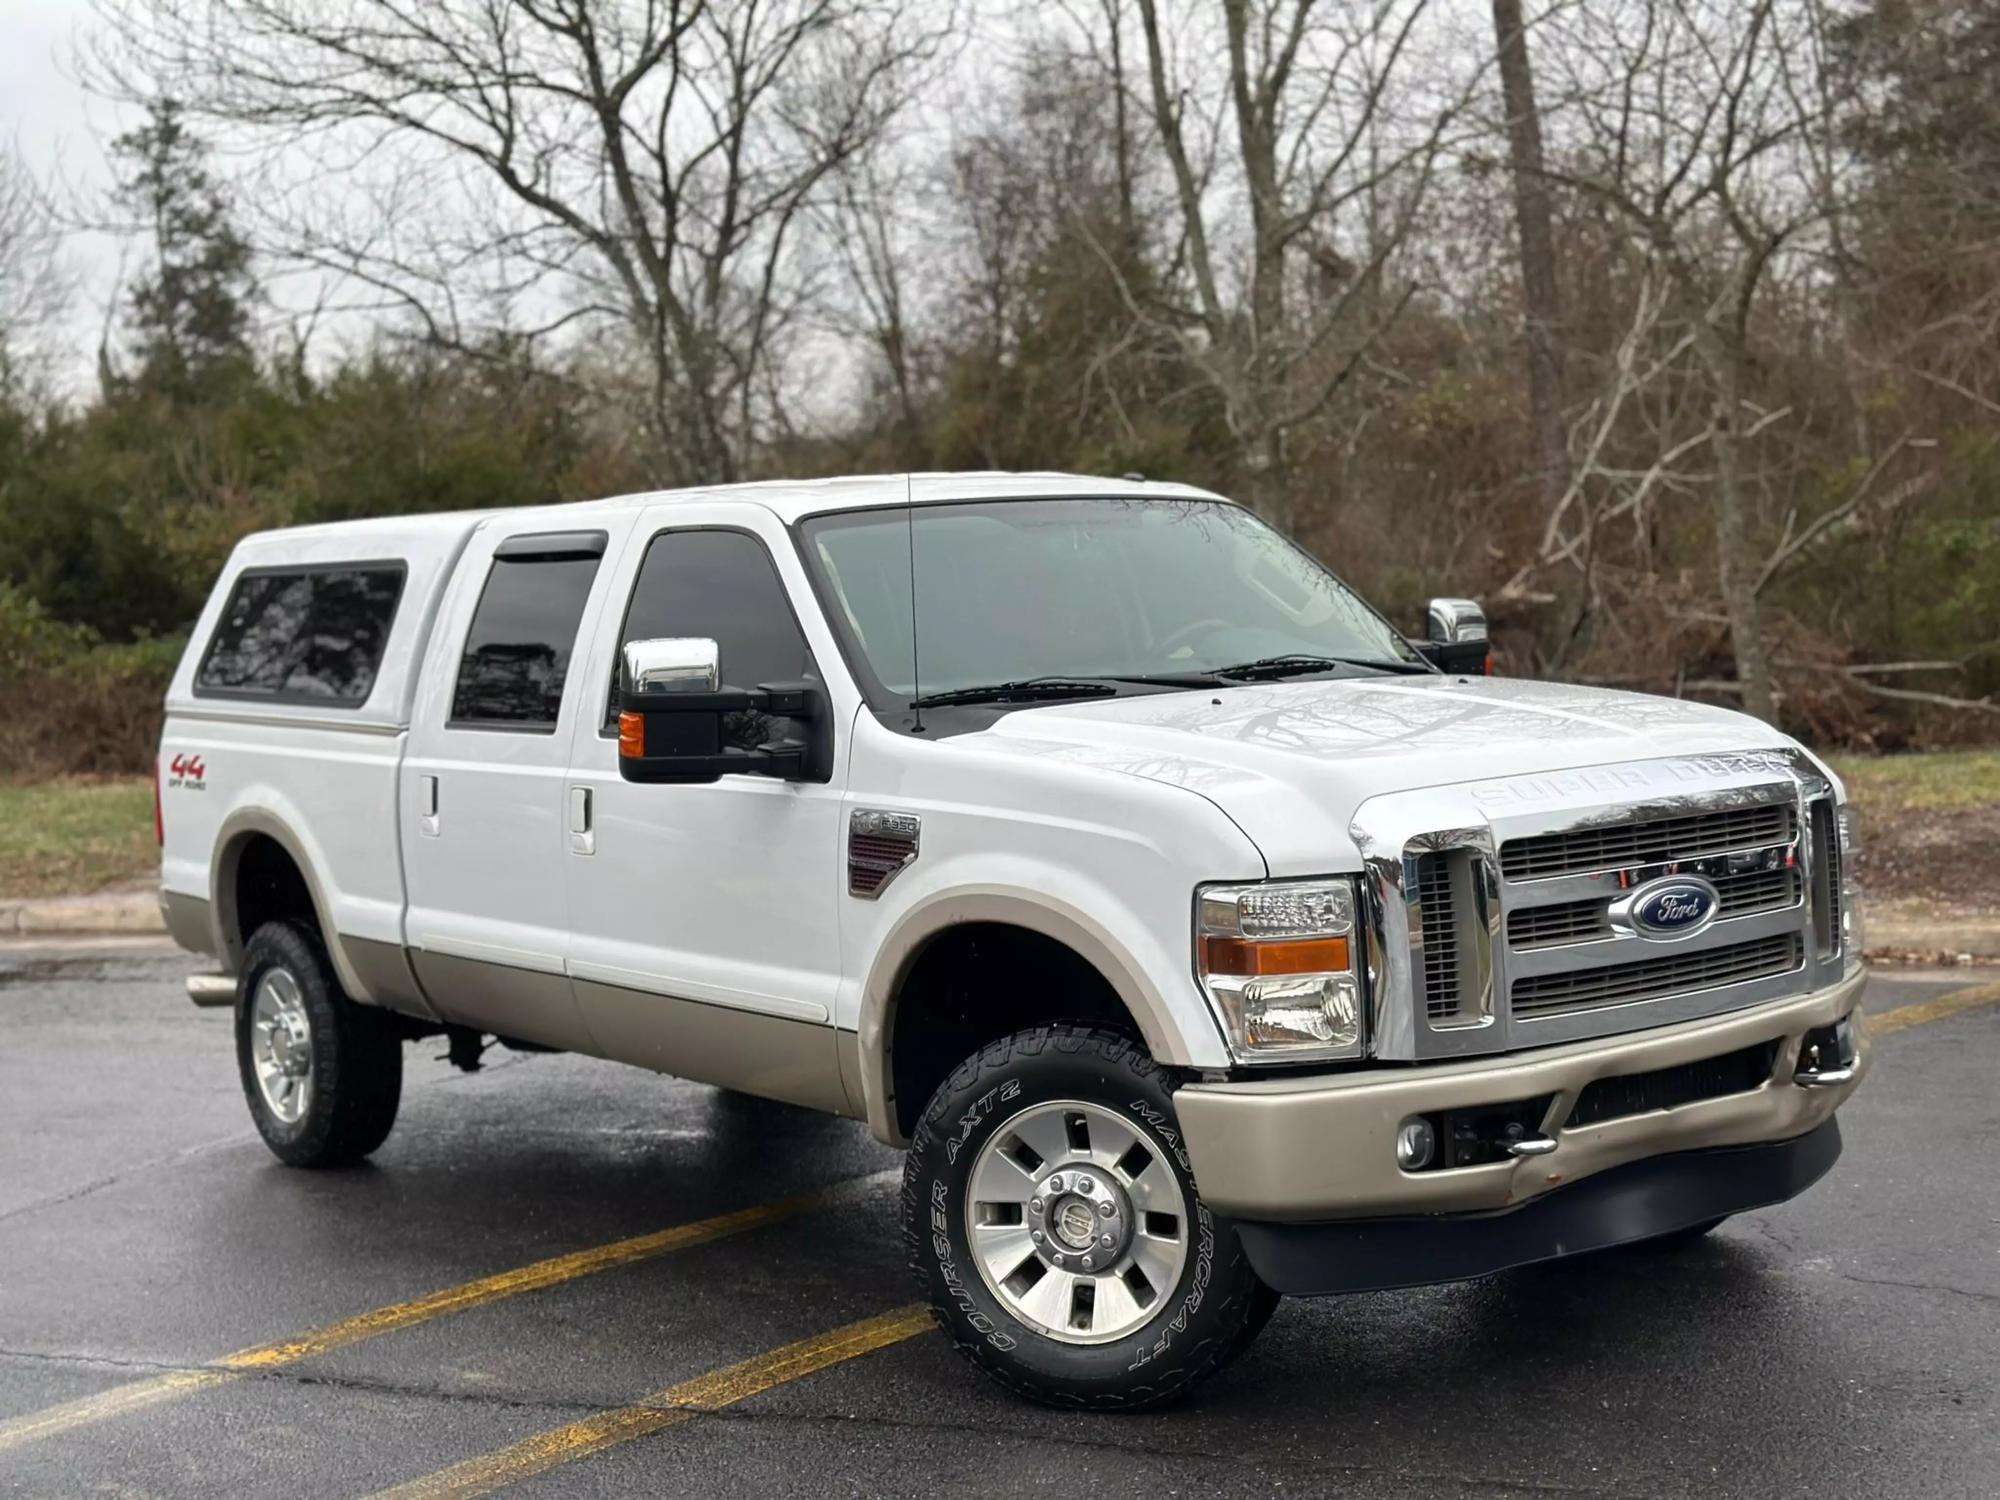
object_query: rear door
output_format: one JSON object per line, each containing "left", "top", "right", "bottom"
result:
{"left": 401, "top": 517, "right": 635, "bottom": 1050}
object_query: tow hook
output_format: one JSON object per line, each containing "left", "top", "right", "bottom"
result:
{"left": 1796, "top": 1017, "right": 1859, "bottom": 1088}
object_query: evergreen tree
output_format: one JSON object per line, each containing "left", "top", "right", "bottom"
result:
{"left": 110, "top": 98, "right": 256, "bottom": 398}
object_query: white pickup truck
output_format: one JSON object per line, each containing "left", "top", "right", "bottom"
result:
{"left": 159, "top": 472, "right": 1868, "bottom": 1408}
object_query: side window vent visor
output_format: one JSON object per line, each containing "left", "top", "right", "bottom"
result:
{"left": 494, "top": 530, "right": 608, "bottom": 561}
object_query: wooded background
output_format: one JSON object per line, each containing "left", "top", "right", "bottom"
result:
{"left": 2, "top": 0, "right": 1996, "bottom": 775}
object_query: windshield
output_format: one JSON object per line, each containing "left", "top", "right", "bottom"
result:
{"left": 798, "top": 497, "right": 1423, "bottom": 701}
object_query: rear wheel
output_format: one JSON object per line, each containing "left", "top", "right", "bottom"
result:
{"left": 235, "top": 920, "right": 402, "bottom": 1167}
{"left": 903, "top": 1024, "right": 1275, "bottom": 1410}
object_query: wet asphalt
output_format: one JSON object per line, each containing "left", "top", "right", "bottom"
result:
{"left": 0, "top": 941, "right": 1994, "bottom": 1499}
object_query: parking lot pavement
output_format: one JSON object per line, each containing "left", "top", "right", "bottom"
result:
{"left": 1, "top": 944, "right": 1995, "bottom": 1499}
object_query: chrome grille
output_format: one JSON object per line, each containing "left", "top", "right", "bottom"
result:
{"left": 1508, "top": 900, "right": 1610, "bottom": 949}
{"left": 1362, "top": 750, "right": 1847, "bottom": 1061}
{"left": 1504, "top": 865, "right": 1801, "bottom": 951}
{"left": 1716, "top": 864, "right": 1800, "bottom": 917}
{"left": 1512, "top": 934, "right": 1803, "bottom": 1019}
{"left": 1414, "top": 852, "right": 1460, "bottom": 1020}
{"left": 1500, "top": 804, "right": 1796, "bottom": 881}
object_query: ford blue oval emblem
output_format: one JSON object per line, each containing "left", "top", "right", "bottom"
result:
{"left": 1628, "top": 878, "right": 1719, "bottom": 939}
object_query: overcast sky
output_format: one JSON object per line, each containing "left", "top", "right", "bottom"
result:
{"left": 3, "top": 0, "right": 144, "bottom": 388}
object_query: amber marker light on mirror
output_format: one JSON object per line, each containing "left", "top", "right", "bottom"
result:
{"left": 618, "top": 711, "right": 645, "bottom": 758}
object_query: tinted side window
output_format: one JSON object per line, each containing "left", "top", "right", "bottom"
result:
{"left": 608, "top": 530, "right": 813, "bottom": 726}
{"left": 196, "top": 566, "right": 405, "bottom": 703}
{"left": 452, "top": 543, "right": 604, "bottom": 729}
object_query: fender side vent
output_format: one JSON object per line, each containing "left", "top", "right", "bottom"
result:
{"left": 849, "top": 810, "right": 920, "bottom": 898}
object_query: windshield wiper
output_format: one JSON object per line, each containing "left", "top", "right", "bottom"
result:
{"left": 1209, "top": 653, "right": 1434, "bottom": 681}
{"left": 910, "top": 677, "right": 1125, "bottom": 709}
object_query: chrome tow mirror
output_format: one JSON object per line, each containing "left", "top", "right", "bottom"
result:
{"left": 1425, "top": 597, "right": 1488, "bottom": 645}
{"left": 1415, "top": 598, "right": 1491, "bottom": 675}
{"left": 616, "top": 637, "right": 825, "bottom": 785}
{"left": 624, "top": 636, "right": 721, "bottom": 695}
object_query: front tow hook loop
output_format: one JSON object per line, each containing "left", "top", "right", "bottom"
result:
{"left": 1796, "top": 1066, "right": 1856, "bottom": 1088}
{"left": 1507, "top": 1135, "right": 1558, "bottom": 1157}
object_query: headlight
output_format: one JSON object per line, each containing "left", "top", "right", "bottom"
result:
{"left": 1196, "top": 878, "right": 1364, "bottom": 1063}
{"left": 1838, "top": 804, "right": 1863, "bottom": 970}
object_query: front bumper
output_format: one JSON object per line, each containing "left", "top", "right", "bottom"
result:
{"left": 1236, "top": 1118, "right": 1842, "bottom": 1295}
{"left": 1176, "top": 967, "right": 1868, "bottom": 1222}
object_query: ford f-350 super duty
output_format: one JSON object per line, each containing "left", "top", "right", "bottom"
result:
{"left": 159, "top": 472, "right": 1868, "bottom": 1408}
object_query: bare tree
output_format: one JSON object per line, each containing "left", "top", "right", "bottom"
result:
{"left": 0, "top": 143, "right": 70, "bottom": 398}
{"left": 816, "top": 147, "right": 925, "bottom": 460}
{"left": 1530, "top": 0, "right": 1849, "bottom": 723}
{"left": 1080, "top": 0, "right": 1464, "bottom": 528}
{"left": 1489, "top": 0, "right": 1565, "bottom": 515}
{"left": 97, "top": 0, "right": 952, "bottom": 483}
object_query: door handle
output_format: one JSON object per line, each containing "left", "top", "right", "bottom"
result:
{"left": 418, "top": 774, "right": 440, "bottom": 838}
{"left": 568, "top": 785, "right": 595, "bottom": 856}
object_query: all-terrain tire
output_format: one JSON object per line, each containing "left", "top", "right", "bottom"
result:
{"left": 236, "top": 919, "right": 402, "bottom": 1167}
{"left": 903, "top": 1024, "right": 1275, "bottom": 1410}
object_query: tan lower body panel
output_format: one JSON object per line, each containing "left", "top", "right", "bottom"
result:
{"left": 1176, "top": 968, "right": 1869, "bottom": 1222}
{"left": 410, "top": 950, "right": 600, "bottom": 1054}
{"left": 341, "top": 935, "right": 440, "bottom": 1020}
{"left": 160, "top": 890, "right": 215, "bottom": 957}
{"left": 573, "top": 977, "right": 853, "bottom": 1117}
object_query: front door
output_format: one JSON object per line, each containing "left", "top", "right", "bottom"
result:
{"left": 401, "top": 519, "right": 632, "bottom": 1051}
{"left": 561, "top": 505, "right": 851, "bottom": 1110}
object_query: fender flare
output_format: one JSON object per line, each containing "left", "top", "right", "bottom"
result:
{"left": 210, "top": 807, "right": 371, "bottom": 1004}
{"left": 856, "top": 886, "right": 1193, "bottom": 1145}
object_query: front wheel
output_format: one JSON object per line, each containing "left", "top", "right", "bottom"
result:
{"left": 903, "top": 1025, "right": 1276, "bottom": 1410}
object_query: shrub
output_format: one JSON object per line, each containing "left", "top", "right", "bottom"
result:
{"left": 0, "top": 585, "right": 181, "bottom": 777}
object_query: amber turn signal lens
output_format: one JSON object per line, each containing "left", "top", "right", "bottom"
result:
{"left": 617, "top": 711, "right": 645, "bottom": 758}
{"left": 1201, "top": 934, "right": 1350, "bottom": 977}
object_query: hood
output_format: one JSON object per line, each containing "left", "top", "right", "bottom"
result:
{"left": 963, "top": 675, "right": 1802, "bottom": 875}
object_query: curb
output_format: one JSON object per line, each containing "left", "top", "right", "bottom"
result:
{"left": 0, "top": 891, "right": 166, "bottom": 937}
{"left": 1864, "top": 919, "right": 2000, "bottom": 964}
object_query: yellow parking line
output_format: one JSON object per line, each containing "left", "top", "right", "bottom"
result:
{"left": 367, "top": 1306, "right": 930, "bottom": 1500}
{"left": 0, "top": 1368, "right": 237, "bottom": 1453}
{"left": 0, "top": 1171, "right": 894, "bottom": 1455}
{"left": 1870, "top": 980, "right": 2000, "bottom": 1037}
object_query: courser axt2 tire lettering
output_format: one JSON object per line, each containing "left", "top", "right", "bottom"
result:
{"left": 903, "top": 1023, "right": 1276, "bottom": 1410}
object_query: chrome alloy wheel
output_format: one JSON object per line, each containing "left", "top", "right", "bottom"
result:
{"left": 965, "top": 1099, "right": 1191, "bottom": 1345}
{"left": 249, "top": 967, "right": 314, "bottom": 1124}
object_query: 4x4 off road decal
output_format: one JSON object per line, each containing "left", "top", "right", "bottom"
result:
{"left": 166, "top": 754, "right": 207, "bottom": 790}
